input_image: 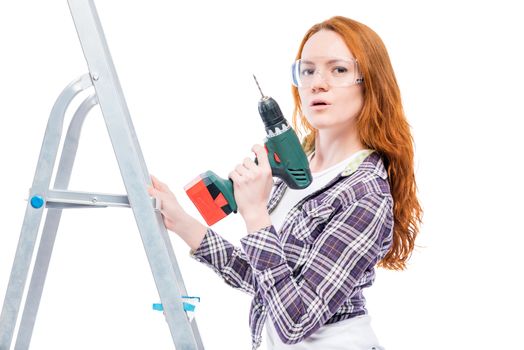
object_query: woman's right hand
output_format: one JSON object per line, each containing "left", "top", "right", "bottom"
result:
{"left": 147, "top": 175, "right": 186, "bottom": 233}
{"left": 147, "top": 175, "right": 208, "bottom": 251}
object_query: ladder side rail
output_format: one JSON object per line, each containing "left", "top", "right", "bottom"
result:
{"left": 14, "top": 94, "right": 98, "bottom": 350}
{"left": 67, "top": 1, "right": 203, "bottom": 348}
{"left": 0, "top": 75, "right": 92, "bottom": 350}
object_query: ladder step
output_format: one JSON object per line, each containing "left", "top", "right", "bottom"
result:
{"left": 28, "top": 189, "right": 158, "bottom": 209}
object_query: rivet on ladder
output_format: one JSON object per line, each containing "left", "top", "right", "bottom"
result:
{"left": 30, "top": 195, "right": 45, "bottom": 209}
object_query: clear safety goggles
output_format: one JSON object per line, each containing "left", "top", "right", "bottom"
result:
{"left": 291, "top": 56, "right": 363, "bottom": 88}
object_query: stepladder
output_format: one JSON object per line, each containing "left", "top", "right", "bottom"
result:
{"left": 0, "top": 0, "right": 205, "bottom": 349}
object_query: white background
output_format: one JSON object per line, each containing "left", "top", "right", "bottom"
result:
{"left": 1, "top": 1, "right": 523, "bottom": 349}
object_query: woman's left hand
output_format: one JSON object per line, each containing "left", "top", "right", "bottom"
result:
{"left": 229, "top": 144, "right": 273, "bottom": 232}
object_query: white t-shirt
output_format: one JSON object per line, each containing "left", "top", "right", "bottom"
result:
{"left": 265, "top": 149, "right": 383, "bottom": 350}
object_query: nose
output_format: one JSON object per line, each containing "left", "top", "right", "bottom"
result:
{"left": 310, "top": 71, "right": 329, "bottom": 92}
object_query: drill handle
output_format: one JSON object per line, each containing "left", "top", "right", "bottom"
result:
{"left": 256, "top": 130, "right": 312, "bottom": 190}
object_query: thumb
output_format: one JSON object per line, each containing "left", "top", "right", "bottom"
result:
{"left": 252, "top": 144, "right": 270, "bottom": 170}
{"left": 148, "top": 185, "right": 162, "bottom": 198}
{"left": 151, "top": 175, "right": 164, "bottom": 190}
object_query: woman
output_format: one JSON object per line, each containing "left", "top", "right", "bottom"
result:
{"left": 148, "top": 16, "right": 422, "bottom": 350}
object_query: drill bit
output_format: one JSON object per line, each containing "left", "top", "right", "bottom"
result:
{"left": 253, "top": 74, "right": 266, "bottom": 98}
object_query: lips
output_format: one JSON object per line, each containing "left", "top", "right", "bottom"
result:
{"left": 310, "top": 99, "right": 331, "bottom": 107}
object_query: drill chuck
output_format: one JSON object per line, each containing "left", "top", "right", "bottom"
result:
{"left": 258, "top": 96, "right": 289, "bottom": 135}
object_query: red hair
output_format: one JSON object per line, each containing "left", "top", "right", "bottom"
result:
{"left": 291, "top": 16, "right": 423, "bottom": 270}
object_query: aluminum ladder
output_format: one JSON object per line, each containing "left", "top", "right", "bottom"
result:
{"left": 0, "top": 1, "right": 204, "bottom": 349}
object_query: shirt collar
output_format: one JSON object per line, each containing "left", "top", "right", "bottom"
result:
{"left": 340, "top": 149, "right": 375, "bottom": 177}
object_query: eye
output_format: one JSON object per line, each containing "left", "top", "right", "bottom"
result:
{"left": 333, "top": 66, "right": 348, "bottom": 74}
{"left": 300, "top": 68, "right": 315, "bottom": 76}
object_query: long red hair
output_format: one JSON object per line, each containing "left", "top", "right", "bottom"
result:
{"left": 291, "top": 16, "right": 423, "bottom": 270}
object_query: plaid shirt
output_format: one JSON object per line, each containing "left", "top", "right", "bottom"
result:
{"left": 190, "top": 150, "right": 394, "bottom": 349}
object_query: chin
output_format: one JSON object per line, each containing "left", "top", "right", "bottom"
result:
{"left": 305, "top": 114, "right": 332, "bottom": 127}
{"left": 306, "top": 117, "right": 336, "bottom": 130}
{"left": 309, "top": 122, "right": 338, "bottom": 131}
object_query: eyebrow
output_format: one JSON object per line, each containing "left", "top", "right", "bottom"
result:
{"left": 301, "top": 58, "right": 352, "bottom": 64}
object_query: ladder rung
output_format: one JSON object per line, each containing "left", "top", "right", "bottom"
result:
{"left": 28, "top": 189, "right": 158, "bottom": 209}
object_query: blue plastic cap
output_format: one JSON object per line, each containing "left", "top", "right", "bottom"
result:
{"left": 183, "top": 303, "right": 196, "bottom": 312}
{"left": 152, "top": 302, "right": 197, "bottom": 312}
{"left": 30, "top": 195, "right": 45, "bottom": 209}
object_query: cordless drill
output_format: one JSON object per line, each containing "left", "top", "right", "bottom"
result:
{"left": 184, "top": 76, "right": 312, "bottom": 226}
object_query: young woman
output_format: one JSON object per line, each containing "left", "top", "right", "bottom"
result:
{"left": 148, "top": 16, "right": 422, "bottom": 350}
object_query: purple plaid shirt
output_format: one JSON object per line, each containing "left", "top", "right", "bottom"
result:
{"left": 190, "top": 151, "right": 394, "bottom": 349}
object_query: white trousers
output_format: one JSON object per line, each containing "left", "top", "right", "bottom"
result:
{"left": 265, "top": 314, "right": 385, "bottom": 350}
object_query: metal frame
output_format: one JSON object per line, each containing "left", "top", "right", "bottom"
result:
{"left": 0, "top": 1, "right": 204, "bottom": 349}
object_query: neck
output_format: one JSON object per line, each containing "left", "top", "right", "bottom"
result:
{"left": 310, "top": 126, "right": 365, "bottom": 173}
